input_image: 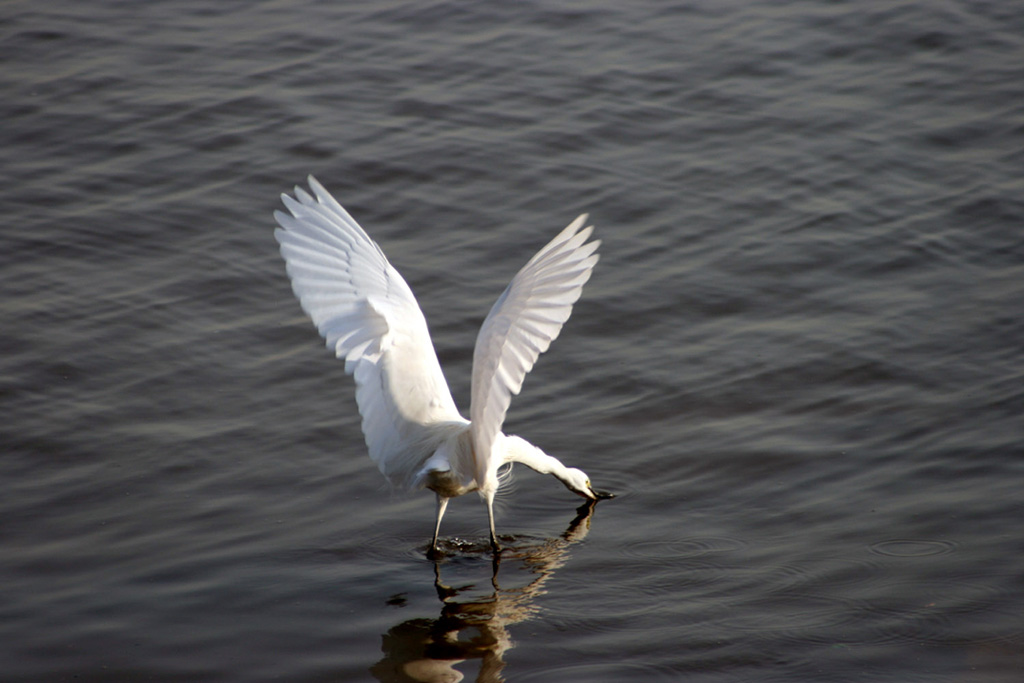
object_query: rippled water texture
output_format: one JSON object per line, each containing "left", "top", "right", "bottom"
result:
{"left": 2, "top": 1, "right": 1023, "bottom": 681}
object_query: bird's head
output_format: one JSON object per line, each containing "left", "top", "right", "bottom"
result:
{"left": 561, "top": 467, "right": 615, "bottom": 501}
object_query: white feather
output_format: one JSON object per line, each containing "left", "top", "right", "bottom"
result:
{"left": 469, "top": 216, "right": 600, "bottom": 492}
{"left": 274, "top": 176, "right": 462, "bottom": 487}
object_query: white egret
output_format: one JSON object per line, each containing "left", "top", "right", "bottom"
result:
{"left": 274, "top": 177, "right": 612, "bottom": 554}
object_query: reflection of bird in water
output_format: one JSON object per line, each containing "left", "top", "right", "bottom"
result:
{"left": 274, "top": 178, "right": 613, "bottom": 555}
{"left": 370, "top": 500, "right": 601, "bottom": 683}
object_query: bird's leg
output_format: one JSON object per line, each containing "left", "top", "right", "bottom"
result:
{"left": 486, "top": 493, "right": 502, "bottom": 554}
{"left": 433, "top": 562, "right": 458, "bottom": 600}
{"left": 429, "top": 495, "right": 449, "bottom": 558}
{"left": 491, "top": 549, "right": 501, "bottom": 581}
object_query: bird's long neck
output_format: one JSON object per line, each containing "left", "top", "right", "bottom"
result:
{"left": 503, "top": 434, "right": 570, "bottom": 478}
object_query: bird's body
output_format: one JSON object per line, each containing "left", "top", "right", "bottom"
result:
{"left": 274, "top": 177, "right": 611, "bottom": 554}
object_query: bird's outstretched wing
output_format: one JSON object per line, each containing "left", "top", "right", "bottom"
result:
{"left": 274, "top": 177, "right": 462, "bottom": 486}
{"left": 469, "top": 216, "right": 600, "bottom": 493}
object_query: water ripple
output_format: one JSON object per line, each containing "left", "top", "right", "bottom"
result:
{"left": 869, "top": 539, "right": 958, "bottom": 557}
{"left": 517, "top": 660, "right": 682, "bottom": 682}
{"left": 619, "top": 536, "right": 749, "bottom": 561}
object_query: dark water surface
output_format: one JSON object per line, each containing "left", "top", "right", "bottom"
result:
{"left": 2, "top": 1, "right": 1023, "bottom": 681}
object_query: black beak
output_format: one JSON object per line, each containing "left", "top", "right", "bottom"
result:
{"left": 591, "top": 488, "right": 615, "bottom": 500}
